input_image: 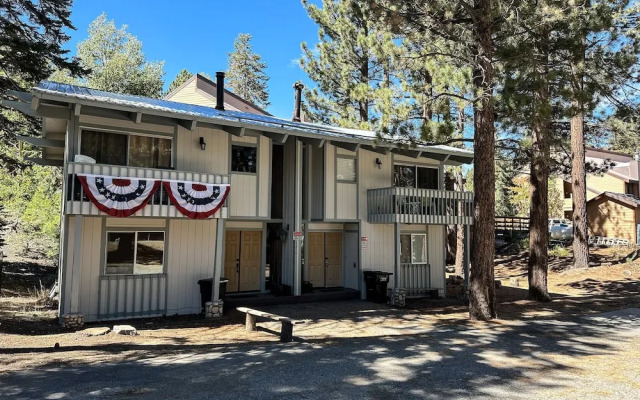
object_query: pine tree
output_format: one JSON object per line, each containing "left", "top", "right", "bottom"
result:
{"left": 167, "top": 69, "right": 193, "bottom": 95}
{"left": 51, "top": 13, "right": 165, "bottom": 98}
{"left": 226, "top": 33, "right": 270, "bottom": 109}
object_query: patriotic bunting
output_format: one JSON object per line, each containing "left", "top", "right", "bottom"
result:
{"left": 162, "top": 181, "right": 230, "bottom": 219}
{"left": 77, "top": 174, "right": 160, "bottom": 218}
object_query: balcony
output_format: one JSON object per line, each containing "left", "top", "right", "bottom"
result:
{"left": 65, "top": 162, "right": 230, "bottom": 218}
{"left": 367, "top": 187, "right": 473, "bottom": 225}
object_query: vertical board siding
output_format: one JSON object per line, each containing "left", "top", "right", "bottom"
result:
{"left": 325, "top": 143, "right": 335, "bottom": 219}
{"left": 428, "top": 225, "right": 445, "bottom": 295}
{"left": 587, "top": 198, "right": 637, "bottom": 242}
{"left": 281, "top": 140, "right": 296, "bottom": 286}
{"left": 166, "top": 219, "right": 218, "bottom": 315}
{"left": 336, "top": 183, "right": 357, "bottom": 220}
{"left": 78, "top": 115, "right": 174, "bottom": 135}
{"left": 310, "top": 145, "right": 325, "bottom": 220}
{"left": 177, "top": 125, "right": 228, "bottom": 174}
{"left": 259, "top": 135, "right": 270, "bottom": 217}
{"left": 358, "top": 149, "right": 395, "bottom": 284}
{"left": 229, "top": 174, "right": 258, "bottom": 217}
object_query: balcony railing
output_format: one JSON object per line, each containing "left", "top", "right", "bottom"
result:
{"left": 65, "top": 162, "right": 229, "bottom": 218}
{"left": 367, "top": 187, "right": 473, "bottom": 225}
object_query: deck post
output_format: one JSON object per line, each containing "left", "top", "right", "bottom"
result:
{"left": 293, "top": 138, "right": 303, "bottom": 296}
{"left": 69, "top": 215, "right": 83, "bottom": 314}
{"left": 212, "top": 219, "right": 225, "bottom": 302}
{"left": 464, "top": 224, "right": 471, "bottom": 289}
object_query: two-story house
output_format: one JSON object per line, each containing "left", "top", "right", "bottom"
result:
{"left": 553, "top": 147, "right": 640, "bottom": 244}
{"left": 7, "top": 74, "right": 474, "bottom": 327}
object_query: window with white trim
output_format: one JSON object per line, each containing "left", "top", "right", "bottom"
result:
{"left": 394, "top": 165, "right": 438, "bottom": 189}
{"left": 105, "top": 231, "right": 165, "bottom": 275}
{"left": 400, "top": 234, "right": 427, "bottom": 264}
{"left": 337, "top": 157, "right": 356, "bottom": 182}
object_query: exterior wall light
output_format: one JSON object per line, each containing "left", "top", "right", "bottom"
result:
{"left": 375, "top": 157, "right": 383, "bottom": 169}
{"left": 199, "top": 137, "right": 206, "bottom": 151}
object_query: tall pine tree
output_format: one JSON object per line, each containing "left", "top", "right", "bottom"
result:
{"left": 166, "top": 68, "right": 193, "bottom": 95}
{"left": 226, "top": 33, "right": 270, "bottom": 109}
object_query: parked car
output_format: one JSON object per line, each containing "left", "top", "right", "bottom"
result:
{"left": 550, "top": 223, "right": 573, "bottom": 241}
{"left": 548, "top": 218, "right": 566, "bottom": 229}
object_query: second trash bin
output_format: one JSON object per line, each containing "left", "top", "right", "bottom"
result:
{"left": 363, "top": 271, "right": 393, "bottom": 303}
{"left": 197, "top": 277, "right": 229, "bottom": 313}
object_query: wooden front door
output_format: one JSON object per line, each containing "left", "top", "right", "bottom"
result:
{"left": 307, "top": 232, "right": 343, "bottom": 288}
{"left": 224, "top": 230, "right": 262, "bottom": 292}
{"left": 308, "top": 233, "right": 325, "bottom": 288}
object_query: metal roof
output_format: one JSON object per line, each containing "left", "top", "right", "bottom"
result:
{"left": 32, "top": 81, "right": 474, "bottom": 162}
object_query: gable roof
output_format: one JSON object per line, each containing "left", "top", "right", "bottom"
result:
{"left": 164, "top": 74, "right": 270, "bottom": 116}
{"left": 588, "top": 191, "right": 640, "bottom": 209}
{"left": 29, "top": 81, "right": 474, "bottom": 165}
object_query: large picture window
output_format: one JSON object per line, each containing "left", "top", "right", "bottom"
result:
{"left": 400, "top": 234, "right": 427, "bottom": 264}
{"left": 231, "top": 145, "right": 257, "bottom": 173}
{"left": 394, "top": 165, "right": 438, "bottom": 189}
{"left": 105, "top": 231, "right": 165, "bottom": 275}
{"left": 80, "top": 129, "right": 172, "bottom": 168}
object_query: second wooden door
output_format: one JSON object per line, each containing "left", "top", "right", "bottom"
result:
{"left": 224, "top": 231, "right": 262, "bottom": 292}
{"left": 307, "top": 232, "right": 343, "bottom": 288}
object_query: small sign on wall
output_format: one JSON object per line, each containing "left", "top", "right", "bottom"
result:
{"left": 293, "top": 231, "right": 304, "bottom": 241}
{"left": 361, "top": 236, "right": 369, "bottom": 249}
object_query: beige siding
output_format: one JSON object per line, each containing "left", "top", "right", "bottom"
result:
{"left": 78, "top": 115, "right": 174, "bottom": 135}
{"left": 325, "top": 143, "right": 336, "bottom": 219}
{"left": 428, "top": 225, "right": 446, "bottom": 295}
{"left": 394, "top": 154, "right": 441, "bottom": 166}
{"left": 164, "top": 79, "right": 213, "bottom": 107}
{"left": 258, "top": 135, "right": 271, "bottom": 217}
{"left": 586, "top": 173, "right": 626, "bottom": 200}
{"left": 63, "top": 216, "right": 102, "bottom": 321}
{"left": 587, "top": 198, "right": 637, "bottom": 242}
{"left": 358, "top": 148, "right": 395, "bottom": 289}
{"left": 336, "top": 183, "right": 357, "bottom": 219}
{"left": 229, "top": 174, "right": 257, "bottom": 217}
{"left": 176, "top": 125, "right": 228, "bottom": 174}
{"left": 166, "top": 219, "right": 218, "bottom": 315}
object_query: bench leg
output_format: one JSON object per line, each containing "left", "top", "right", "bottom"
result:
{"left": 280, "top": 322, "right": 293, "bottom": 342}
{"left": 245, "top": 314, "right": 257, "bottom": 332}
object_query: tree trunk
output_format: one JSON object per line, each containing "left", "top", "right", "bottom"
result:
{"left": 469, "top": 0, "right": 497, "bottom": 321}
{"left": 528, "top": 27, "right": 552, "bottom": 302}
{"left": 570, "top": 2, "right": 590, "bottom": 270}
{"left": 454, "top": 106, "right": 465, "bottom": 277}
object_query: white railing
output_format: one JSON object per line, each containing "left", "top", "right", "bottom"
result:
{"left": 65, "top": 162, "right": 229, "bottom": 218}
{"left": 399, "top": 263, "right": 432, "bottom": 297}
{"left": 367, "top": 187, "right": 473, "bottom": 225}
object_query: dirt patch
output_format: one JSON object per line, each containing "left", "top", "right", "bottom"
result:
{"left": 1, "top": 249, "right": 639, "bottom": 374}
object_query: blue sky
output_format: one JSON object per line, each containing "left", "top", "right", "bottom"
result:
{"left": 63, "top": 0, "right": 321, "bottom": 118}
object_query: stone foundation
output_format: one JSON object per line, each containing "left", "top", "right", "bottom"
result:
{"left": 387, "top": 288, "right": 407, "bottom": 308}
{"left": 62, "top": 313, "right": 84, "bottom": 329}
{"left": 205, "top": 300, "right": 224, "bottom": 318}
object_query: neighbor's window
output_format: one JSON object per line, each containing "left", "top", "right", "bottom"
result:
{"left": 231, "top": 145, "right": 257, "bottom": 173}
{"left": 105, "top": 231, "right": 165, "bottom": 275}
{"left": 400, "top": 234, "right": 427, "bottom": 264}
{"left": 394, "top": 165, "right": 438, "bottom": 189}
{"left": 336, "top": 157, "right": 356, "bottom": 182}
{"left": 80, "top": 130, "right": 172, "bottom": 168}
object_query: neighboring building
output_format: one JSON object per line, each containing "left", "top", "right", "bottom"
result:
{"left": 554, "top": 147, "right": 640, "bottom": 220}
{"left": 6, "top": 77, "right": 474, "bottom": 327}
{"left": 164, "top": 73, "right": 270, "bottom": 116}
{"left": 587, "top": 192, "right": 640, "bottom": 244}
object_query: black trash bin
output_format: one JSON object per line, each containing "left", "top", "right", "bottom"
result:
{"left": 363, "top": 271, "right": 393, "bottom": 303}
{"left": 197, "top": 277, "right": 229, "bottom": 313}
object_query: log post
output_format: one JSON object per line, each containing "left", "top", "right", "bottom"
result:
{"left": 281, "top": 321, "right": 293, "bottom": 342}
{"left": 245, "top": 313, "right": 257, "bottom": 332}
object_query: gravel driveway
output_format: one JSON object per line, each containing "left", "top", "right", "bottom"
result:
{"left": 2, "top": 308, "right": 638, "bottom": 400}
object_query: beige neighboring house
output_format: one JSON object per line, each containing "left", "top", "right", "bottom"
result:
{"left": 553, "top": 147, "right": 640, "bottom": 244}
{"left": 164, "top": 73, "right": 270, "bottom": 116}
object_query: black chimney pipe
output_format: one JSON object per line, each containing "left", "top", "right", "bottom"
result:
{"left": 292, "top": 82, "right": 304, "bottom": 122}
{"left": 215, "top": 72, "right": 225, "bottom": 111}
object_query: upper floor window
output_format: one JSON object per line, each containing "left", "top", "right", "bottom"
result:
{"left": 231, "top": 145, "right": 257, "bottom": 173}
{"left": 336, "top": 157, "right": 356, "bottom": 183}
{"left": 394, "top": 165, "right": 438, "bottom": 189}
{"left": 80, "top": 130, "right": 172, "bottom": 168}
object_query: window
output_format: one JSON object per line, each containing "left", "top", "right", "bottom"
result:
{"left": 337, "top": 157, "right": 356, "bottom": 182}
{"left": 105, "top": 231, "right": 165, "bottom": 275}
{"left": 80, "top": 130, "right": 172, "bottom": 168}
{"left": 231, "top": 145, "right": 257, "bottom": 173}
{"left": 400, "top": 234, "right": 427, "bottom": 264}
{"left": 394, "top": 165, "right": 438, "bottom": 189}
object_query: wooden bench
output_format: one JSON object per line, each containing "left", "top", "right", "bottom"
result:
{"left": 236, "top": 307, "right": 307, "bottom": 342}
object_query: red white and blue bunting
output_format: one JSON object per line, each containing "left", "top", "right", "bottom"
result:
{"left": 77, "top": 174, "right": 160, "bottom": 218}
{"left": 162, "top": 180, "right": 230, "bottom": 219}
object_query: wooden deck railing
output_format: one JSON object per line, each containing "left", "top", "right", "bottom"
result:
{"left": 65, "top": 162, "right": 229, "bottom": 218}
{"left": 367, "top": 187, "right": 473, "bottom": 225}
{"left": 398, "top": 263, "right": 432, "bottom": 297}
